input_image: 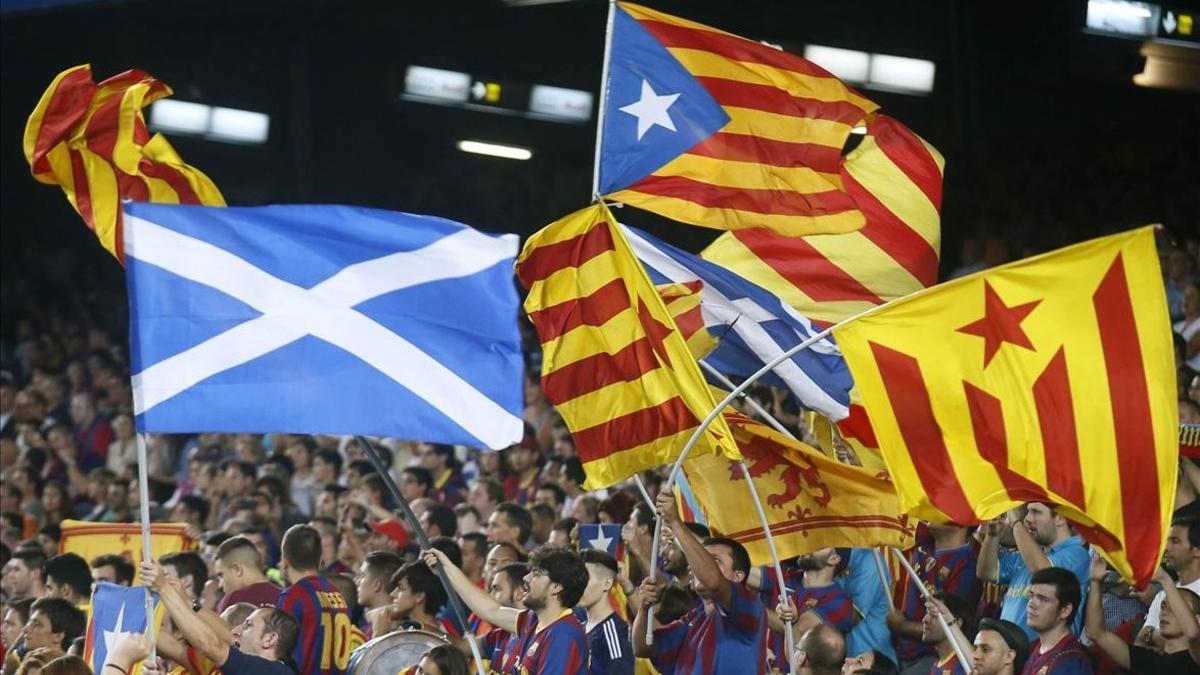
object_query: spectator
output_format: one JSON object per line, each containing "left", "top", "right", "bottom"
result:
{"left": 275, "top": 524, "right": 353, "bottom": 675}
{"left": 977, "top": 505, "right": 1090, "bottom": 639}
{"left": 970, "top": 618, "right": 1029, "bottom": 675}
{"left": 1136, "top": 517, "right": 1200, "bottom": 649}
{"left": 89, "top": 554, "right": 134, "bottom": 586}
{"left": 466, "top": 479, "right": 503, "bottom": 525}
{"left": 2, "top": 597, "right": 34, "bottom": 657}
{"left": 575, "top": 549, "right": 634, "bottom": 675}
{"left": 2, "top": 549, "right": 46, "bottom": 598}
{"left": 41, "top": 555, "right": 90, "bottom": 606}
{"left": 67, "top": 393, "right": 111, "bottom": 462}
{"left": 458, "top": 532, "right": 488, "bottom": 589}
{"left": 356, "top": 551, "right": 403, "bottom": 637}
{"left": 387, "top": 560, "right": 447, "bottom": 634}
{"left": 104, "top": 413, "right": 136, "bottom": 474}
{"left": 1086, "top": 556, "right": 1199, "bottom": 673}
{"left": 1021, "top": 568, "right": 1090, "bottom": 674}
{"left": 214, "top": 536, "right": 282, "bottom": 613}
{"left": 22, "top": 598, "right": 84, "bottom": 652}
{"left": 454, "top": 503, "right": 481, "bottom": 536}
{"left": 400, "top": 467, "right": 433, "bottom": 502}
{"left": 160, "top": 551, "right": 208, "bottom": 603}
{"left": 503, "top": 440, "right": 542, "bottom": 506}
{"left": 486, "top": 503, "right": 532, "bottom": 550}
{"left": 793, "top": 624, "right": 845, "bottom": 675}
{"left": 421, "top": 444, "right": 466, "bottom": 506}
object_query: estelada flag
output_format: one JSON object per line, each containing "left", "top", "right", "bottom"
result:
{"left": 24, "top": 64, "right": 225, "bottom": 262}
{"left": 84, "top": 582, "right": 166, "bottom": 675}
{"left": 682, "top": 411, "right": 915, "bottom": 565}
{"left": 833, "top": 226, "right": 1176, "bottom": 585}
{"left": 517, "top": 203, "right": 741, "bottom": 489}
{"left": 597, "top": 2, "right": 879, "bottom": 236}
{"left": 60, "top": 520, "right": 194, "bottom": 583}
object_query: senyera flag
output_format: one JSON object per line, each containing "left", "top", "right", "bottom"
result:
{"left": 24, "top": 65, "right": 225, "bottom": 262}
{"left": 833, "top": 226, "right": 1176, "bottom": 585}
{"left": 516, "top": 203, "right": 741, "bottom": 489}
{"left": 597, "top": 2, "right": 880, "bottom": 236}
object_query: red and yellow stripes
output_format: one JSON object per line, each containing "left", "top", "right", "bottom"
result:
{"left": 517, "top": 204, "right": 741, "bottom": 489}
{"left": 833, "top": 227, "right": 1177, "bottom": 585}
{"left": 608, "top": 2, "right": 879, "bottom": 235}
{"left": 702, "top": 114, "right": 944, "bottom": 328}
{"left": 24, "top": 64, "right": 225, "bottom": 262}
{"left": 656, "top": 280, "right": 719, "bottom": 359}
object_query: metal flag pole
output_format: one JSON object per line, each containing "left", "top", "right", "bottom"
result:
{"left": 590, "top": 0, "right": 617, "bottom": 201}
{"left": 890, "top": 547, "right": 972, "bottom": 673}
{"left": 355, "top": 437, "right": 487, "bottom": 675}
{"left": 135, "top": 432, "right": 157, "bottom": 661}
{"left": 696, "top": 360, "right": 798, "bottom": 669}
{"left": 632, "top": 474, "right": 655, "bottom": 509}
{"left": 872, "top": 548, "right": 896, "bottom": 610}
{"left": 698, "top": 360, "right": 797, "bottom": 440}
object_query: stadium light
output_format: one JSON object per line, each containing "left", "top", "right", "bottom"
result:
{"left": 149, "top": 100, "right": 270, "bottom": 145}
{"left": 456, "top": 140, "right": 533, "bottom": 160}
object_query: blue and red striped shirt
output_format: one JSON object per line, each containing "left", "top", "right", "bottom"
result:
{"left": 493, "top": 609, "right": 588, "bottom": 675}
{"left": 894, "top": 544, "right": 979, "bottom": 661}
{"left": 757, "top": 567, "right": 855, "bottom": 673}
{"left": 651, "top": 582, "right": 768, "bottom": 675}
{"left": 276, "top": 575, "right": 354, "bottom": 675}
{"left": 1021, "top": 633, "right": 1092, "bottom": 674}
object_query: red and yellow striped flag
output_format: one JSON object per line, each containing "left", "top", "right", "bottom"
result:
{"left": 24, "top": 65, "right": 225, "bottom": 261}
{"left": 682, "top": 411, "right": 915, "bottom": 564}
{"left": 701, "top": 113, "right": 943, "bottom": 327}
{"left": 516, "top": 203, "right": 741, "bottom": 489}
{"left": 600, "top": 2, "right": 879, "bottom": 235}
{"left": 656, "top": 280, "right": 719, "bottom": 360}
{"left": 833, "top": 227, "right": 1176, "bottom": 585}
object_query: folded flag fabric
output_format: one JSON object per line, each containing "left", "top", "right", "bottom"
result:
{"left": 24, "top": 65, "right": 225, "bottom": 262}
{"left": 682, "top": 411, "right": 915, "bottom": 565}
{"left": 598, "top": 2, "right": 878, "bottom": 235}
{"left": 655, "top": 280, "right": 719, "bottom": 360}
{"left": 516, "top": 203, "right": 741, "bottom": 489}
{"left": 833, "top": 226, "right": 1176, "bottom": 585}
{"left": 84, "top": 582, "right": 165, "bottom": 674}
{"left": 626, "top": 224, "right": 853, "bottom": 420}
{"left": 124, "top": 203, "right": 524, "bottom": 448}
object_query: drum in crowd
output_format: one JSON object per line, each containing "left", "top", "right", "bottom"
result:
{"left": 347, "top": 628, "right": 451, "bottom": 674}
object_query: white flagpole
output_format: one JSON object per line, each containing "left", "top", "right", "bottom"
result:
{"left": 590, "top": 0, "right": 617, "bottom": 201}
{"left": 698, "top": 360, "right": 797, "bottom": 440}
{"left": 890, "top": 547, "right": 972, "bottom": 673}
{"left": 135, "top": 432, "right": 157, "bottom": 661}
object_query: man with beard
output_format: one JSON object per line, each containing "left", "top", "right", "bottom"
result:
{"left": 915, "top": 594, "right": 976, "bottom": 675}
{"left": 769, "top": 549, "right": 855, "bottom": 673}
{"left": 634, "top": 490, "right": 768, "bottom": 674}
{"left": 482, "top": 562, "right": 529, "bottom": 671}
{"left": 423, "top": 545, "right": 588, "bottom": 674}
{"left": 977, "top": 504, "right": 1089, "bottom": 639}
{"left": 969, "top": 619, "right": 1028, "bottom": 675}
{"left": 1086, "top": 556, "right": 1200, "bottom": 673}
{"left": 1020, "top": 568, "right": 1090, "bottom": 674}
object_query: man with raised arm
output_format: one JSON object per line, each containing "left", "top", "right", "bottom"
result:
{"left": 142, "top": 559, "right": 298, "bottom": 675}
{"left": 422, "top": 544, "right": 588, "bottom": 674}
{"left": 633, "top": 489, "right": 768, "bottom": 674}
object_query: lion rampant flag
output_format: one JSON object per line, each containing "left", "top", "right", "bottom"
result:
{"left": 682, "top": 411, "right": 915, "bottom": 564}
{"left": 833, "top": 226, "right": 1176, "bottom": 585}
{"left": 24, "top": 65, "right": 225, "bottom": 262}
{"left": 517, "top": 203, "right": 741, "bottom": 489}
{"left": 60, "top": 520, "right": 194, "bottom": 583}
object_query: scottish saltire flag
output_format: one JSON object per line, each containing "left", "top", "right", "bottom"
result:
{"left": 624, "top": 225, "right": 852, "bottom": 420}
{"left": 579, "top": 523, "right": 624, "bottom": 559}
{"left": 124, "top": 203, "right": 525, "bottom": 449}
{"left": 84, "top": 582, "right": 162, "bottom": 673}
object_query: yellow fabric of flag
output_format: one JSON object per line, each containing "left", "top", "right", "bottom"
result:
{"left": 655, "top": 280, "right": 719, "bottom": 360}
{"left": 24, "top": 64, "right": 225, "bottom": 261}
{"left": 832, "top": 227, "right": 1176, "bottom": 585}
{"left": 682, "top": 411, "right": 915, "bottom": 565}
{"left": 516, "top": 203, "right": 741, "bottom": 489}
{"left": 60, "top": 520, "right": 194, "bottom": 583}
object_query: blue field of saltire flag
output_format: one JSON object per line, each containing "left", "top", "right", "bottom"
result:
{"left": 624, "top": 224, "right": 853, "bottom": 420}
{"left": 123, "top": 203, "right": 525, "bottom": 449}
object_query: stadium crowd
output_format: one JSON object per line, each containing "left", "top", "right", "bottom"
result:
{"left": 0, "top": 229, "right": 1197, "bottom": 675}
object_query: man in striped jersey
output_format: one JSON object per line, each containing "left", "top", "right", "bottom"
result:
{"left": 276, "top": 524, "right": 354, "bottom": 675}
{"left": 575, "top": 549, "right": 634, "bottom": 675}
{"left": 635, "top": 489, "right": 768, "bottom": 674}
